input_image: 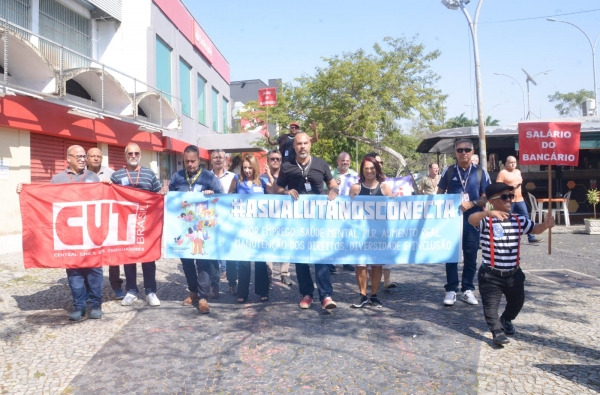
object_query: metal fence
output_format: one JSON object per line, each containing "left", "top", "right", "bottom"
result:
{"left": 1, "top": 17, "right": 182, "bottom": 130}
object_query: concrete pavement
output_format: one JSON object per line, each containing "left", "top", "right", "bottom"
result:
{"left": 1, "top": 229, "right": 599, "bottom": 394}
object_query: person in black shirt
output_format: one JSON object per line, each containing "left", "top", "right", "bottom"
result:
{"left": 349, "top": 157, "right": 393, "bottom": 308}
{"left": 273, "top": 133, "right": 340, "bottom": 310}
{"left": 266, "top": 121, "right": 319, "bottom": 163}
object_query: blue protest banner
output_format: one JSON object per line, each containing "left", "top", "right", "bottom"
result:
{"left": 164, "top": 193, "right": 462, "bottom": 264}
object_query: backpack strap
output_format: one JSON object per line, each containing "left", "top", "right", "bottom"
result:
{"left": 513, "top": 214, "right": 521, "bottom": 267}
{"left": 488, "top": 216, "right": 495, "bottom": 268}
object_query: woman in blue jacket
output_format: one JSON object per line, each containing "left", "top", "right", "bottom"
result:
{"left": 228, "top": 154, "right": 270, "bottom": 302}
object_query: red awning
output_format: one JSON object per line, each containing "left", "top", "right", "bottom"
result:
{"left": 162, "top": 136, "right": 209, "bottom": 160}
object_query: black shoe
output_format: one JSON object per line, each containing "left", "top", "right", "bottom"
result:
{"left": 370, "top": 294, "right": 383, "bottom": 308}
{"left": 500, "top": 316, "right": 515, "bottom": 335}
{"left": 492, "top": 331, "right": 510, "bottom": 345}
{"left": 342, "top": 264, "right": 355, "bottom": 272}
{"left": 281, "top": 276, "right": 294, "bottom": 286}
{"left": 68, "top": 307, "right": 87, "bottom": 322}
{"left": 351, "top": 294, "right": 370, "bottom": 308}
{"left": 89, "top": 307, "right": 103, "bottom": 319}
{"left": 528, "top": 238, "right": 543, "bottom": 244}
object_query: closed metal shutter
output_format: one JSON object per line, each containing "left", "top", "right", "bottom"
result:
{"left": 108, "top": 145, "right": 127, "bottom": 171}
{"left": 30, "top": 134, "right": 96, "bottom": 183}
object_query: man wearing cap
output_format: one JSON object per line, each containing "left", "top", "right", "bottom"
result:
{"left": 437, "top": 139, "right": 491, "bottom": 307}
{"left": 496, "top": 156, "right": 541, "bottom": 244}
{"left": 468, "top": 182, "right": 554, "bottom": 345}
{"left": 266, "top": 121, "right": 319, "bottom": 163}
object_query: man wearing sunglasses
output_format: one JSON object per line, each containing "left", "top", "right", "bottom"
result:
{"left": 496, "top": 156, "right": 541, "bottom": 244}
{"left": 262, "top": 150, "right": 294, "bottom": 286}
{"left": 468, "top": 182, "right": 554, "bottom": 345}
{"left": 437, "top": 139, "right": 491, "bottom": 307}
{"left": 16, "top": 145, "right": 103, "bottom": 321}
{"left": 111, "top": 143, "right": 168, "bottom": 309}
{"left": 266, "top": 121, "right": 319, "bottom": 163}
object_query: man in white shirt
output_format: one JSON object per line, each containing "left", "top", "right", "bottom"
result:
{"left": 210, "top": 149, "right": 237, "bottom": 296}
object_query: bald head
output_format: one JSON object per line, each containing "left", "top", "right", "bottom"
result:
{"left": 293, "top": 132, "right": 311, "bottom": 162}
{"left": 337, "top": 152, "right": 351, "bottom": 174}
{"left": 125, "top": 143, "right": 141, "bottom": 170}
{"left": 505, "top": 156, "right": 517, "bottom": 171}
{"left": 87, "top": 147, "right": 103, "bottom": 172}
{"left": 66, "top": 145, "right": 86, "bottom": 173}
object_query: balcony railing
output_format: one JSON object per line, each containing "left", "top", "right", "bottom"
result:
{"left": 0, "top": 17, "right": 181, "bottom": 131}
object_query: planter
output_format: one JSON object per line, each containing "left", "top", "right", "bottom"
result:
{"left": 584, "top": 218, "right": 600, "bottom": 234}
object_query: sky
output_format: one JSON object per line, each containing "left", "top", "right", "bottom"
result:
{"left": 186, "top": 1, "right": 600, "bottom": 128}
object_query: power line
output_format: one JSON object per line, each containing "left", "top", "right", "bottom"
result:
{"left": 480, "top": 8, "right": 600, "bottom": 24}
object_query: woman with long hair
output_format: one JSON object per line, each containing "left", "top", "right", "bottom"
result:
{"left": 228, "top": 154, "right": 270, "bottom": 302}
{"left": 349, "top": 156, "right": 393, "bottom": 308}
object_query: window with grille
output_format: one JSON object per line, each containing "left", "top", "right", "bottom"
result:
{"left": 0, "top": 0, "right": 31, "bottom": 30}
{"left": 39, "top": 0, "right": 91, "bottom": 69}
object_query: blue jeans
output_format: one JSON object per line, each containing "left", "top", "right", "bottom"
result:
{"left": 296, "top": 263, "right": 333, "bottom": 302}
{"left": 66, "top": 268, "right": 103, "bottom": 309}
{"left": 181, "top": 258, "right": 215, "bottom": 299}
{"left": 123, "top": 262, "right": 157, "bottom": 295}
{"left": 511, "top": 201, "right": 535, "bottom": 241}
{"left": 445, "top": 224, "right": 479, "bottom": 293}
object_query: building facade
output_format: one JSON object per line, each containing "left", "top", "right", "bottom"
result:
{"left": 0, "top": 0, "right": 247, "bottom": 235}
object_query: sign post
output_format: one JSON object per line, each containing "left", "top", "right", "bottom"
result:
{"left": 518, "top": 121, "right": 581, "bottom": 254}
{"left": 258, "top": 88, "right": 277, "bottom": 137}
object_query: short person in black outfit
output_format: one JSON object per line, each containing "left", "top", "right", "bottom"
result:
{"left": 169, "top": 145, "right": 222, "bottom": 314}
{"left": 273, "top": 133, "right": 340, "bottom": 310}
{"left": 468, "top": 182, "right": 555, "bottom": 345}
{"left": 266, "top": 121, "right": 318, "bottom": 163}
{"left": 111, "top": 143, "right": 168, "bottom": 308}
{"left": 349, "top": 157, "right": 393, "bottom": 308}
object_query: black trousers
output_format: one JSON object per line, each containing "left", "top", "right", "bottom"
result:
{"left": 109, "top": 265, "right": 122, "bottom": 290}
{"left": 226, "top": 261, "right": 238, "bottom": 287}
{"left": 237, "top": 261, "right": 269, "bottom": 299}
{"left": 478, "top": 266, "right": 526, "bottom": 334}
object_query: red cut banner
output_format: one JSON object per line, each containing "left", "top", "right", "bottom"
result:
{"left": 518, "top": 122, "right": 581, "bottom": 166}
{"left": 20, "top": 183, "right": 164, "bottom": 269}
{"left": 258, "top": 88, "right": 277, "bottom": 107}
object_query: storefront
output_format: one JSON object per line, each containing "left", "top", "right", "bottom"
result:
{"left": 417, "top": 117, "right": 600, "bottom": 222}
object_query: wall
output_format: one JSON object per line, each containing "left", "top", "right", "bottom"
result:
{"left": 150, "top": 2, "right": 231, "bottom": 146}
{"left": 0, "top": 127, "right": 31, "bottom": 235}
{"left": 140, "top": 149, "right": 158, "bottom": 175}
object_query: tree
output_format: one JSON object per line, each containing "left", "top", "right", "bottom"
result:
{"left": 240, "top": 36, "right": 447, "bottom": 173}
{"left": 445, "top": 113, "right": 499, "bottom": 128}
{"left": 548, "top": 89, "right": 594, "bottom": 117}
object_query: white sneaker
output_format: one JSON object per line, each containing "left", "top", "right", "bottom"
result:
{"left": 462, "top": 290, "right": 479, "bottom": 305}
{"left": 443, "top": 291, "right": 456, "bottom": 306}
{"left": 121, "top": 292, "right": 136, "bottom": 306}
{"left": 147, "top": 292, "right": 160, "bottom": 307}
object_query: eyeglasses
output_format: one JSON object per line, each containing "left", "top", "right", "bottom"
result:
{"left": 490, "top": 193, "right": 515, "bottom": 202}
{"left": 290, "top": 126, "right": 299, "bottom": 129}
{"left": 127, "top": 152, "right": 141, "bottom": 157}
{"left": 68, "top": 154, "right": 87, "bottom": 160}
{"left": 455, "top": 148, "right": 473, "bottom": 154}
{"left": 269, "top": 157, "right": 282, "bottom": 162}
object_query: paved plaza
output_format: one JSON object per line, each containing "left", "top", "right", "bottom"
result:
{"left": 1, "top": 228, "right": 599, "bottom": 394}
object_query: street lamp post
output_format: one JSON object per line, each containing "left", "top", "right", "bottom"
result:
{"left": 548, "top": 18, "right": 600, "bottom": 115}
{"left": 494, "top": 73, "right": 526, "bottom": 120}
{"left": 442, "top": 0, "right": 487, "bottom": 171}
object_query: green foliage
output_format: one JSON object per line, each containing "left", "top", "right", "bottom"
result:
{"left": 586, "top": 188, "right": 599, "bottom": 219}
{"left": 548, "top": 89, "right": 594, "bottom": 117}
{"left": 445, "top": 113, "right": 499, "bottom": 128}
{"left": 239, "top": 36, "right": 447, "bottom": 175}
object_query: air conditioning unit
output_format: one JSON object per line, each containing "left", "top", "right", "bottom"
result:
{"left": 582, "top": 98, "right": 596, "bottom": 116}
